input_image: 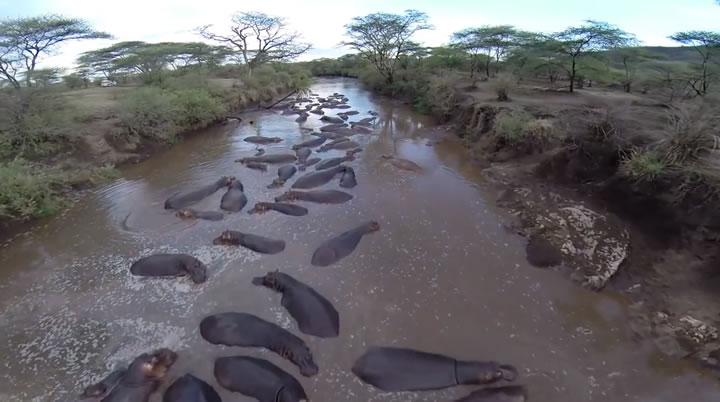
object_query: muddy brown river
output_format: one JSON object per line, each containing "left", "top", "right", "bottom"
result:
{"left": 1, "top": 78, "right": 718, "bottom": 401}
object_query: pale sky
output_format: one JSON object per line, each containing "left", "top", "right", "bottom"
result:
{"left": 1, "top": 0, "right": 719, "bottom": 71}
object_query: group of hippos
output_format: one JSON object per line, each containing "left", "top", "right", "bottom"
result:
{"left": 80, "top": 92, "right": 527, "bottom": 401}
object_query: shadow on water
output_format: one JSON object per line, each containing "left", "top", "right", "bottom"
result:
{"left": 0, "top": 77, "right": 718, "bottom": 401}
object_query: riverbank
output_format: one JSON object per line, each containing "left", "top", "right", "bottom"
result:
{"left": 368, "top": 75, "right": 720, "bottom": 373}
{"left": 0, "top": 69, "right": 309, "bottom": 239}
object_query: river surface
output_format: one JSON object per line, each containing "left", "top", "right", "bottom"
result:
{"left": 0, "top": 78, "right": 718, "bottom": 402}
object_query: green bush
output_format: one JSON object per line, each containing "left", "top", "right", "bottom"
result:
{"left": 494, "top": 109, "right": 554, "bottom": 147}
{"left": 0, "top": 159, "right": 64, "bottom": 220}
{"left": 418, "top": 76, "right": 457, "bottom": 122}
{"left": 620, "top": 148, "right": 667, "bottom": 182}
{"left": 171, "top": 89, "right": 226, "bottom": 126}
{"left": 0, "top": 89, "right": 64, "bottom": 159}
{"left": 118, "top": 87, "right": 179, "bottom": 140}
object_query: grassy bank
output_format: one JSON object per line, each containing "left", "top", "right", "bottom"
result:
{"left": 0, "top": 64, "right": 311, "bottom": 225}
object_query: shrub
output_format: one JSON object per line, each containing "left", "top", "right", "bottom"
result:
{"left": 118, "top": 87, "right": 179, "bottom": 140}
{"left": 493, "top": 74, "right": 516, "bottom": 102}
{"left": 418, "top": 76, "right": 458, "bottom": 122}
{"left": 171, "top": 89, "right": 226, "bottom": 127}
{"left": 620, "top": 148, "right": 667, "bottom": 182}
{"left": 494, "top": 109, "right": 555, "bottom": 148}
{"left": 0, "top": 159, "right": 64, "bottom": 220}
{"left": 63, "top": 73, "right": 85, "bottom": 89}
{"left": 0, "top": 89, "right": 64, "bottom": 159}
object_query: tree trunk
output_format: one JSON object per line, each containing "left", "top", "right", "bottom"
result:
{"left": 569, "top": 58, "right": 576, "bottom": 93}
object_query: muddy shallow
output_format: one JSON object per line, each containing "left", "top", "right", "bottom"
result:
{"left": 0, "top": 78, "right": 718, "bottom": 401}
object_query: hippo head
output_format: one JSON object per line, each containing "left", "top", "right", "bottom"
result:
{"left": 270, "top": 137, "right": 282, "bottom": 143}
{"left": 283, "top": 345, "right": 318, "bottom": 377}
{"left": 480, "top": 364, "right": 518, "bottom": 384}
{"left": 212, "top": 230, "right": 236, "bottom": 246}
{"left": 186, "top": 259, "right": 208, "bottom": 284}
{"left": 80, "top": 382, "right": 110, "bottom": 399}
{"left": 222, "top": 176, "right": 236, "bottom": 187}
{"left": 247, "top": 202, "right": 270, "bottom": 215}
{"left": 251, "top": 270, "right": 287, "bottom": 291}
{"left": 124, "top": 348, "right": 178, "bottom": 385}
{"left": 175, "top": 209, "right": 194, "bottom": 219}
{"left": 274, "top": 191, "right": 297, "bottom": 203}
{"left": 365, "top": 221, "right": 381, "bottom": 233}
{"left": 267, "top": 179, "right": 284, "bottom": 189}
{"left": 228, "top": 179, "right": 244, "bottom": 191}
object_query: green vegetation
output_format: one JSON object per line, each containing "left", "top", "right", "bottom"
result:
{"left": 494, "top": 109, "right": 554, "bottom": 147}
{"left": 621, "top": 149, "right": 667, "bottom": 182}
{"left": 0, "top": 160, "right": 63, "bottom": 219}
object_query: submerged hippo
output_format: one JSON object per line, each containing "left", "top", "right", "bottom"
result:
{"left": 82, "top": 349, "right": 178, "bottom": 402}
{"left": 164, "top": 177, "right": 233, "bottom": 210}
{"left": 163, "top": 374, "right": 221, "bottom": 402}
{"left": 344, "top": 111, "right": 359, "bottom": 116}
{"left": 315, "top": 150, "right": 360, "bottom": 170}
{"left": 318, "top": 140, "right": 360, "bottom": 152}
{"left": 291, "top": 165, "right": 345, "bottom": 189}
{"left": 295, "top": 113, "right": 308, "bottom": 123}
{"left": 311, "top": 221, "right": 379, "bottom": 267}
{"left": 220, "top": 180, "right": 247, "bottom": 212}
{"left": 295, "top": 147, "right": 312, "bottom": 164}
{"left": 324, "top": 137, "right": 350, "bottom": 147}
{"left": 200, "top": 312, "right": 319, "bottom": 377}
{"left": 298, "top": 157, "right": 321, "bottom": 171}
{"left": 352, "top": 124, "right": 373, "bottom": 133}
{"left": 130, "top": 254, "right": 207, "bottom": 283}
{"left": 292, "top": 137, "right": 326, "bottom": 150}
{"left": 213, "top": 230, "right": 286, "bottom": 254}
{"left": 339, "top": 166, "right": 357, "bottom": 188}
{"left": 214, "top": 356, "right": 308, "bottom": 402}
{"left": 80, "top": 369, "right": 126, "bottom": 399}
{"left": 175, "top": 209, "right": 224, "bottom": 221}
{"left": 254, "top": 148, "right": 266, "bottom": 156}
{"left": 381, "top": 155, "right": 422, "bottom": 171}
{"left": 313, "top": 131, "right": 344, "bottom": 140}
{"left": 245, "top": 162, "right": 268, "bottom": 172}
{"left": 351, "top": 347, "right": 518, "bottom": 392}
{"left": 243, "top": 136, "right": 283, "bottom": 145}
{"left": 319, "top": 123, "right": 348, "bottom": 132}
{"left": 275, "top": 189, "right": 353, "bottom": 204}
{"left": 236, "top": 153, "right": 297, "bottom": 164}
{"left": 321, "top": 116, "right": 345, "bottom": 124}
{"left": 268, "top": 165, "right": 298, "bottom": 188}
{"left": 253, "top": 271, "right": 339, "bottom": 338}
{"left": 309, "top": 108, "right": 324, "bottom": 115}
{"left": 455, "top": 386, "right": 528, "bottom": 402}
{"left": 247, "top": 202, "right": 309, "bottom": 216}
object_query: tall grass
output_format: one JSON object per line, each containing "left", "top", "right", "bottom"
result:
{"left": 0, "top": 159, "right": 64, "bottom": 220}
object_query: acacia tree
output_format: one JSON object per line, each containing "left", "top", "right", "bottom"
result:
{"left": 77, "top": 41, "right": 145, "bottom": 83}
{"left": 198, "top": 12, "right": 310, "bottom": 76}
{"left": 452, "top": 25, "right": 517, "bottom": 78}
{"left": 342, "top": 10, "right": 432, "bottom": 85}
{"left": 669, "top": 30, "right": 720, "bottom": 95}
{"left": 0, "top": 15, "right": 110, "bottom": 88}
{"left": 551, "top": 20, "right": 633, "bottom": 92}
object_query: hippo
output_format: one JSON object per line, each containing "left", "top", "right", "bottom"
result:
{"left": 339, "top": 166, "right": 357, "bottom": 188}
{"left": 319, "top": 140, "right": 360, "bottom": 153}
{"left": 298, "top": 158, "right": 321, "bottom": 171}
{"left": 291, "top": 165, "right": 345, "bottom": 189}
{"left": 309, "top": 108, "right": 324, "bottom": 115}
{"left": 354, "top": 117, "right": 376, "bottom": 126}
{"left": 82, "top": 349, "right": 178, "bottom": 402}
{"left": 313, "top": 132, "right": 344, "bottom": 140}
{"left": 164, "top": 177, "right": 233, "bottom": 210}
{"left": 214, "top": 356, "right": 308, "bottom": 402}
{"left": 130, "top": 254, "right": 207, "bottom": 283}
{"left": 292, "top": 137, "right": 326, "bottom": 150}
{"left": 295, "top": 113, "right": 308, "bottom": 123}
{"left": 320, "top": 123, "right": 348, "bottom": 132}
{"left": 344, "top": 111, "right": 359, "bottom": 115}
{"left": 324, "top": 137, "right": 350, "bottom": 147}
{"left": 243, "top": 136, "right": 283, "bottom": 144}
{"left": 80, "top": 369, "right": 126, "bottom": 399}
{"left": 315, "top": 150, "right": 360, "bottom": 170}
{"left": 381, "top": 155, "right": 422, "bottom": 171}
{"left": 368, "top": 110, "right": 379, "bottom": 116}
{"left": 175, "top": 209, "right": 224, "bottom": 221}
{"left": 245, "top": 162, "right": 268, "bottom": 172}
{"left": 339, "top": 114, "right": 349, "bottom": 121}
{"left": 455, "top": 386, "right": 528, "bottom": 402}
{"left": 317, "top": 97, "right": 327, "bottom": 102}
{"left": 163, "top": 374, "right": 221, "bottom": 402}
{"left": 351, "top": 347, "right": 518, "bottom": 392}
{"left": 247, "top": 202, "right": 309, "bottom": 217}
{"left": 254, "top": 148, "right": 265, "bottom": 156}
{"left": 525, "top": 234, "right": 563, "bottom": 267}
{"left": 336, "top": 104, "right": 351, "bottom": 109}
{"left": 200, "top": 312, "right": 319, "bottom": 377}
{"left": 295, "top": 147, "right": 312, "bottom": 164}
{"left": 252, "top": 271, "right": 339, "bottom": 338}
{"left": 352, "top": 124, "right": 373, "bottom": 134}
{"left": 268, "top": 165, "right": 298, "bottom": 188}
{"left": 275, "top": 189, "right": 353, "bottom": 204}
{"left": 311, "top": 221, "right": 378, "bottom": 266}
{"left": 320, "top": 116, "right": 345, "bottom": 124}
{"left": 236, "top": 154, "right": 297, "bottom": 164}
{"left": 213, "top": 230, "right": 286, "bottom": 254}
{"left": 220, "top": 180, "right": 248, "bottom": 212}
{"left": 304, "top": 104, "right": 313, "bottom": 110}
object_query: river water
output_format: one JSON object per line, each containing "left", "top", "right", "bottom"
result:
{"left": 0, "top": 78, "right": 718, "bottom": 401}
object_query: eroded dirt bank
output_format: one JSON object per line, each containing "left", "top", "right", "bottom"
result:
{"left": 432, "top": 91, "right": 720, "bottom": 373}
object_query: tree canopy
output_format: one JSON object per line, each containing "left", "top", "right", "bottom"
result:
{"left": 342, "top": 9, "right": 433, "bottom": 84}
{"left": 669, "top": 30, "right": 720, "bottom": 94}
{"left": 198, "top": 11, "right": 311, "bottom": 76}
{"left": 0, "top": 15, "right": 110, "bottom": 88}
{"left": 451, "top": 25, "right": 518, "bottom": 77}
